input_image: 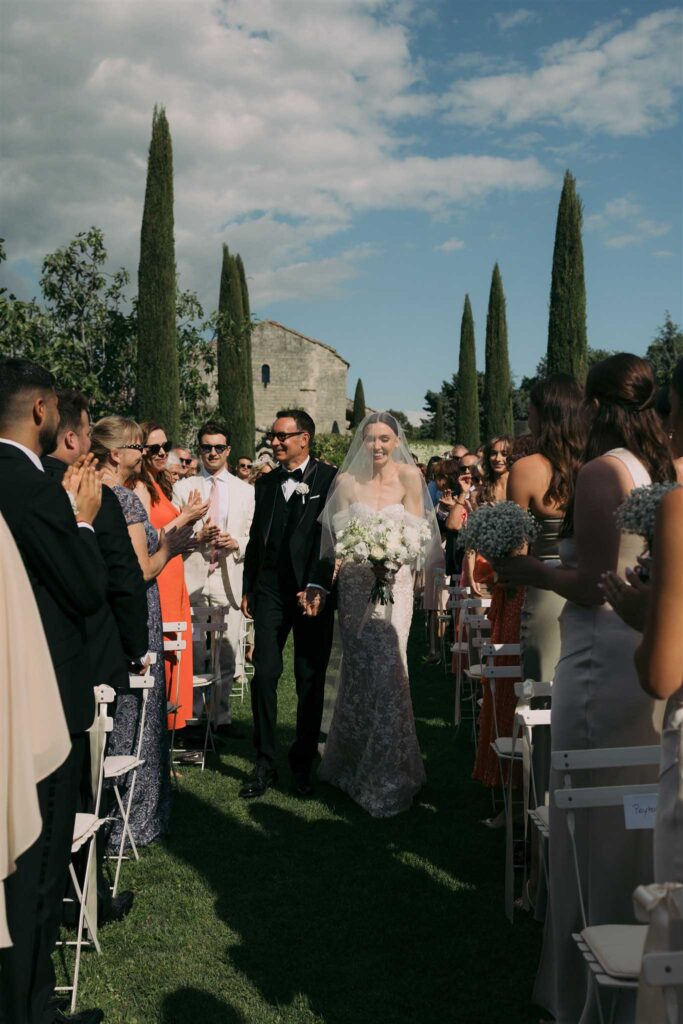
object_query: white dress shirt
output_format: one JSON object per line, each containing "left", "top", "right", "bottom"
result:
{"left": 281, "top": 456, "right": 310, "bottom": 502}
{"left": 0, "top": 438, "right": 93, "bottom": 531}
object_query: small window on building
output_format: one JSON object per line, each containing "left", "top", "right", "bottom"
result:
{"left": 261, "top": 363, "right": 270, "bottom": 387}
{"left": 331, "top": 420, "right": 340, "bottom": 435}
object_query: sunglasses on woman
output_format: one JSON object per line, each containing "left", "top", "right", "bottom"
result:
{"left": 121, "top": 444, "right": 147, "bottom": 453}
{"left": 200, "top": 443, "right": 229, "bottom": 454}
{"left": 146, "top": 442, "right": 172, "bottom": 457}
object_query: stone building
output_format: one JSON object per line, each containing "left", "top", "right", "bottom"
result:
{"left": 251, "top": 320, "right": 349, "bottom": 434}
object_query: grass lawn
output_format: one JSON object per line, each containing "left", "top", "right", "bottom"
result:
{"left": 68, "top": 621, "right": 542, "bottom": 1024}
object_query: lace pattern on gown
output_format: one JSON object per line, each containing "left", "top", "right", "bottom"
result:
{"left": 318, "top": 503, "right": 426, "bottom": 817}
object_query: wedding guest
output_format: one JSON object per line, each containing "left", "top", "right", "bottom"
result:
{"left": 166, "top": 450, "right": 183, "bottom": 484}
{"left": 442, "top": 462, "right": 476, "bottom": 577}
{"left": 43, "top": 390, "right": 148, "bottom": 924}
{"left": 463, "top": 435, "right": 512, "bottom": 597}
{"left": 496, "top": 353, "right": 675, "bottom": 1024}
{"left": 0, "top": 358, "right": 106, "bottom": 1024}
{"left": 92, "top": 416, "right": 192, "bottom": 852}
{"left": 451, "top": 443, "right": 468, "bottom": 460}
{"left": 187, "top": 456, "right": 199, "bottom": 476}
{"left": 173, "top": 421, "right": 255, "bottom": 738}
{"left": 137, "top": 423, "right": 209, "bottom": 735}
{"left": 235, "top": 455, "right": 254, "bottom": 482}
{"left": 172, "top": 446, "right": 193, "bottom": 478}
{"left": 427, "top": 458, "right": 445, "bottom": 505}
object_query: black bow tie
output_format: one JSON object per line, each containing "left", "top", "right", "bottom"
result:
{"left": 285, "top": 468, "right": 304, "bottom": 481}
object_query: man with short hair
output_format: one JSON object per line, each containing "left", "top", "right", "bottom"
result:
{"left": 235, "top": 455, "right": 253, "bottom": 482}
{"left": 42, "top": 390, "right": 148, "bottom": 928}
{"left": 173, "top": 421, "right": 255, "bottom": 736}
{"left": 172, "top": 446, "right": 193, "bottom": 478}
{"left": 451, "top": 443, "right": 468, "bottom": 460}
{"left": 0, "top": 360, "right": 107, "bottom": 1024}
{"left": 241, "top": 409, "right": 337, "bottom": 798}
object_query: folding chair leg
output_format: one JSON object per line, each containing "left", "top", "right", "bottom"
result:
{"left": 111, "top": 782, "right": 139, "bottom": 898}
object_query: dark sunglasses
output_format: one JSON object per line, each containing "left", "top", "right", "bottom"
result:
{"left": 200, "top": 443, "right": 228, "bottom": 454}
{"left": 179, "top": 458, "right": 193, "bottom": 466}
{"left": 239, "top": 462, "right": 253, "bottom": 469}
{"left": 121, "top": 443, "right": 147, "bottom": 453}
{"left": 265, "top": 430, "right": 305, "bottom": 443}
{"left": 146, "top": 442, "right": 172, "bottom": 457}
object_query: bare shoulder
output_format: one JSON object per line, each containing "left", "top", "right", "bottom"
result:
{"left": 510, "top": 453, "right": 548, "bottom": 480}
{"left": 398, "top": 463, "right": 423, "bottom": 488}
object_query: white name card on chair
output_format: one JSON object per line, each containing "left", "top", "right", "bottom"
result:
{"left": 623, "top": 792, "right": 658, "bottom": 830}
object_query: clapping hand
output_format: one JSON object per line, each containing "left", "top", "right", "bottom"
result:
{"left": 159, "top": 521, "right": 196, "bottom": 560}
{"left": 599, "top": 568, "right": 650, "bottom": 632}
{"left": 197, "top": 517, "right": 220, "bottom": 545}
{"left": 179, "top": 489, "right": 210, "bottom": 526}
{"left": 63, "top": 454, "right": 102, "bottom": 524}
{"left": 214, "top": 531, "right": 239, "bottom": 553}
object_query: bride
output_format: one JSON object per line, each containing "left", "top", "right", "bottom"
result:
{"left": 317, "top": 412, "right": 443, "bottom": 817}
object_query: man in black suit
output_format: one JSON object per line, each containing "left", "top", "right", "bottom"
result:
{"left": 0, "top": 360, "right": 107, "bottom": 1024}
{"left": 241, "top": 410, "right": 336, "bottom": 798}
{"left": 42, "top": 389, "right": 149, "bottom": 927}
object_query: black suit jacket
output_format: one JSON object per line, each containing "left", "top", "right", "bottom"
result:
{"left": 0, "top": 442, "right": 109, "bottom": 733}
{"left": 243, "top": 457, "right": 337, "bottom": 595}
{"left": 42, "top": 456, "right": 149, "bottom": 691}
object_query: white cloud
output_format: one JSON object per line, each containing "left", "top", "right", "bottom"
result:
{"left": 0, "top": 0, "right": 553, "bottom": 309}
{"left": 652, "top": 249, "right": 674, "bottom": 258}
{"left": 585, "top": 194, "right": 671, "bottom": 248}
{"left": 435, "top": 238, "right": 465, "bottom": 252}
{"left": 442, "top": 8, "right": 683, "bottom": 136}
{"left": 494, "top": 9, "right": 535, "bottom": 32}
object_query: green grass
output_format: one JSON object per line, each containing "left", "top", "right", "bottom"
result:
{"left": 68, "top": 623, "right": 542, "bottom": 1024}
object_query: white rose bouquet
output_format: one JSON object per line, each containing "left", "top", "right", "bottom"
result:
{"left": 615, "top": 482, "right": 680, "bottom": 553}
{"left": 335, "top": 512, "right": 432, "bottom": 606}
{"left": 458, "top": 500, "right": 539, "bottom": 560}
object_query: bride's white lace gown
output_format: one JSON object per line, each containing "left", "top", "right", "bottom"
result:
{"left": 318, "top": 503, "right": 426, "bottom": 817}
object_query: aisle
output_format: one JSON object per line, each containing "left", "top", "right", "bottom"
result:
{"left": 72, "top": 622, "right": 542, "bottom": 1024}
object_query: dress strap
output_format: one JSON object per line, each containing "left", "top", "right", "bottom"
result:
{"left": 604, "top": 447, "right": 651, "bottom": 488}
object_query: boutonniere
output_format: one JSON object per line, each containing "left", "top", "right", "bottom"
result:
{"left": 295, "top": 481, "right": 310, "bottom": 503}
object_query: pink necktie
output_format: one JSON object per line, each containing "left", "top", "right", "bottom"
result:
{"left": 206, "top": 478, "right": 221, "bottom": 574}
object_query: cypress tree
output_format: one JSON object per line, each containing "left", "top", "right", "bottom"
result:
{"left": 483, "top": 264, "right": 514, "bottom": 439}
{"left": 455, "top": 294, "right": 480, "bottom": 451}
{"left": 217, "top": 245, "right": 253, "bottom": 458}
{"left": 434, "top": 394, "right": 444, "bottom": 442}
{"left": 547, "top": 170, "right": 587, "bottom": 384}
{"left": 352, "top": 378, "right": 366, "bottom": 426}
{"left": 235, "top": 253, "right": 255, "bottom": 456}
{"left": 136, "top": 106, "right": 179, "bottom": 439}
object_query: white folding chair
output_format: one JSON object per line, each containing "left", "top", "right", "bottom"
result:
{"left": 552, "top": 744, "right": 661, "bottom": 1023}
{"left": 56, "top": 684, "right": 114, "bottom": 1014}
{"left": 107, "top": 656, "right": 156, "bottom": 898}
{"left": 462, "top": 609, "right": 492, "bottom": 742}
{"left": 633, "top": 883, "right": 683, "bottom": 1024}
{"left": 504, "top": 678, "right": 553, "bottom": 920}
{"left": 451, "top": 595, "right": 490, "bottom": 728}
{"left": 233, "top": 614, "right": 253, "bottom": 703}
{"left": 185, "top": 608, "right": 228, "bottom": 770}
{"left": 163, "top": 621, "right": 187, "bottom": 785}
{"left": 478, "top": 643, "right": 522, "bottom": 817}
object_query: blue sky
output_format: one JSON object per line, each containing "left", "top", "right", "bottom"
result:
{"left": 1, "top": 1, "right": 681, "bottom": 418}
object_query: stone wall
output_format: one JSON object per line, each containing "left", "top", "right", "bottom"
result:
{"left": 251, "top": 321, "right": 349, "bottom": 434}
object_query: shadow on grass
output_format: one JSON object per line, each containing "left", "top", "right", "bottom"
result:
{"left": 161, "top": 987, "right": 247, "bottom": 1024}
{"left": 161, "top": 625, "right": 542, "bottom": 1024}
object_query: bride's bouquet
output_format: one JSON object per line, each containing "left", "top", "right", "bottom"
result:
{"left": 615, "top": 482, "right": 680, "bottom": 553}
{"left": 335, "top": 512, "right": 432, "bottom": 606}
{"left": 458, "top": 500, "right": 539, "bottom": 560}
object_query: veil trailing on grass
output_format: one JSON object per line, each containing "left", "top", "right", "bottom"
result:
{"left": 319, "top": 411, "right": 444, "bottom": 589}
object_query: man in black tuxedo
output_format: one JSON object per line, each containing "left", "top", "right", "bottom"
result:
{"left": 241, "top": 410, "right": 336, "bottom": 798}
{"left": 0, "top": 360, "right": 107, "bottom": 1024}
{"left": 42, "top": 389, "right": 149, "bottom": 927}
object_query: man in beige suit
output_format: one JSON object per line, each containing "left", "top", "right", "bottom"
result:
{"left": 173, "top": 420, "right": 255, "bottom": 732}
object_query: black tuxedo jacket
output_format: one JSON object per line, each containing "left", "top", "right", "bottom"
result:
{"left": 42, "top": 456, "right": 149, "bottom": 691}
{"left": 243, "top": 457, "right": 337, "bottom": 595}
{"left": 0, "top": 442, "right": 108, "bottom": 733}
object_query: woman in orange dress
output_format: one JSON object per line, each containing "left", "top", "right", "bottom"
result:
{"left": 136, "top": 423, "right": 208, "bottom": 731}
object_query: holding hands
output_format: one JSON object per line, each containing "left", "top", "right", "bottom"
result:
{"left": 297, "top": 587, "right": 327, "bottom": 617}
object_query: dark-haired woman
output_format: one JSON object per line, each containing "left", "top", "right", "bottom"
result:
{"left": 463, "top": 435, "right": 512, "bottom": 596}
{"left": 138, "top": 423, "right": 208, "bottom": 732}
{"left": 496, "top": 354, "right": 674, "bottom": 1024}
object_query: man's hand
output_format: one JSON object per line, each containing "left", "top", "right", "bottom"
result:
{"left": 62, "top": 452, "right": 97, "bottom": 501}
{"left": 74, "top": 464, "right": 102, "bottom": 525}
{"left": 241, "top": 594, "right": 254, "bottom": 620}
{"left": 214, "top": 531, "right": 239, "bottom": 553}
{"left": 297, "top": 587, "right": 326, "bottom": 617}
{"left": 197, "top": 519, "right": 220, "bottom": 545}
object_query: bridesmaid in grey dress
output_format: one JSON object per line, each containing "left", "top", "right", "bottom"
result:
{"left": 506, "top": 376, "right": 585, "bottom": 916}
{"left": 496, "top": 355, "right": 675, "bottom": 1024}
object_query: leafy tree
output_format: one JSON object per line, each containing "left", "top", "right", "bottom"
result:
{"left": 434, "top": 395, "right": 445, "bottom": 441}
{"left": 312, "top": 432, "right": 352, "bottom": 466}
{"left": 386, "top": 409, "right": 414, "bottom": 440}
{"left": 175, "top": 289, "right": 217, "bottom": 443}
{"left": 136, "top": 106, "right": 180, "bottom": 439}
{"left": 483, "top": 264, "right": 513, "bottom": 438}
{"left": 352, "top": 378, "right": 366, "bottom": 426}
{"left": 217, "top": 245, "right": 253, "bottom": 458}
{"left": 235, "top": 253, "right": 255, "bottom": 450}
{"left": 646, "top": 313, "right": 683, "bottom": 385}
{"left": 455, "top": 294, "right": 480, "bottom": 451}
{"left": 547, "top": 170, "right": 587, "bottom": 384}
